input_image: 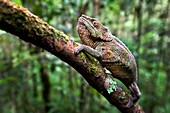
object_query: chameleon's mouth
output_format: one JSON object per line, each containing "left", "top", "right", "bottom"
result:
{"left": 78, "top": 16, "right": 95, "bottom": 30}
{"left": 78, "top": 17, "right": 87, "bottom": 26}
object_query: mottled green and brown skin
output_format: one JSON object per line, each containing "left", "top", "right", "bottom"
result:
{"left": 75, "top": 15, "right": 141, "bottom": 108}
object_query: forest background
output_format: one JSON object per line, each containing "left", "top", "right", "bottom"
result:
{"left": 0, "top": 0, "right": 170, "bottom": 113}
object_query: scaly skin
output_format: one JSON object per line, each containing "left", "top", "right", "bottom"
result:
{"left": 75, "top": 15, "right": 141, "bottom": 108}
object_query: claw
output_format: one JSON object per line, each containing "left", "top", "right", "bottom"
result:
{"left": 75, "top": 43, "right": 83, "bottom": 55}
{"left": 131, "top": 82, "right": 141, "bottom": 98}
{"left": 125, "top": 94, "right": 135, "bottom": 108}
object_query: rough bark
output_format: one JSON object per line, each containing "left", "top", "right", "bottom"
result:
{"left": 0, "top": 0, "right": 144, "bottom": 112}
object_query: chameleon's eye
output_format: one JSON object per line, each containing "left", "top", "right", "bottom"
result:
{"left": 103, "top": 27, "right": 108, "bottom": 32}
{"left": 93, "top": 21, "right": 98, "bottom": 27}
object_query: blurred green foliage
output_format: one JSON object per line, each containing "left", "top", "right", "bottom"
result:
{"left": 0, "top": 0, "right": 170, "bottom": 113}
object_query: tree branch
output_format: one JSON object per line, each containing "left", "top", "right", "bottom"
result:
{"left": 0, "top": 0, "right": 144, "bottom": 112}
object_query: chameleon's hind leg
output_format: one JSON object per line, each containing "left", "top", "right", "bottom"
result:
{"left": 125, "top": 82, "right": 141, "bottom": 108}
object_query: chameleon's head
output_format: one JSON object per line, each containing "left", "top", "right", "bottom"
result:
{"left": 77, "top": 15, "right": 112, "bottom": 47}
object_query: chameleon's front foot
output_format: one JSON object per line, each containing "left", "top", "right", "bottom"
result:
{"left": 75, "top": 43, "right": 102, "bottom": 58}
{"left": 125, "top": 82, "right": 141, "bottom": 108}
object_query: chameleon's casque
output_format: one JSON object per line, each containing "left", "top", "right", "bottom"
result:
{"left": 76, "top": 14, "right": 141, "bottom": 108}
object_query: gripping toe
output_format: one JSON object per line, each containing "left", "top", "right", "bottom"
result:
{"left": 125, "top": 94, "right": 134, "bottom": 108}
{"left": 75, "top": 43, "right": 83, "bottom": 55}
{"left": 129, "top": 82, "right": 141, "bottom": 103}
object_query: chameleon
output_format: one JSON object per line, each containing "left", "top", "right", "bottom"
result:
{"left": 75, "top": 14, "right": 141, "bottom": 108}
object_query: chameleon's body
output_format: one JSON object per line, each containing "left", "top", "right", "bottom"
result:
{"left": 76, "top": 15, "right": 141, "bottom": 108}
